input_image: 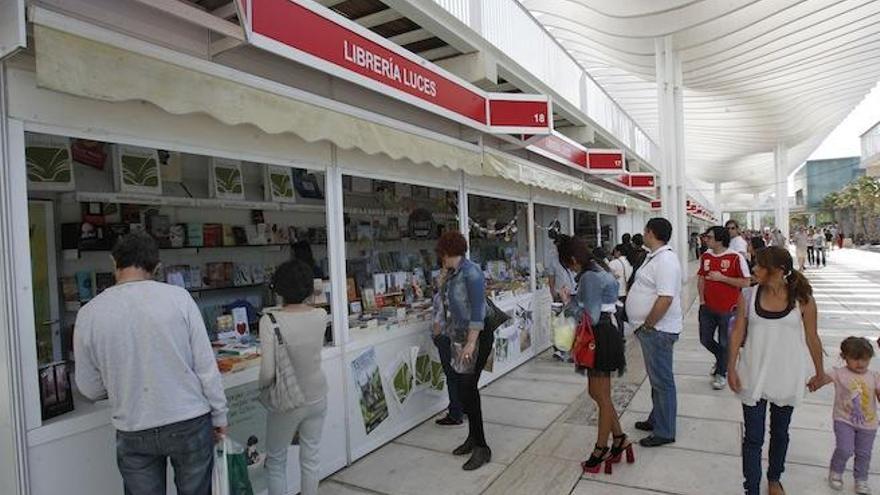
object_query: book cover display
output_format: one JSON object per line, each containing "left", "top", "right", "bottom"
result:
{"left": 114, "top": 145, "right": 162, "bottom": 195}
{"left": 26, "top": 134, "right": 75, "bottom": 191}
{"left": 350, "top": 347, "right": 389, "bottom": 435}
{"left": 210, "top": 158, "right": 245, "bottom": 200}
{"left": 264, "top": 165, "right": 296, "bottom": 203}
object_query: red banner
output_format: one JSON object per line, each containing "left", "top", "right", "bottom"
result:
{"left": 247, "top": 0, "right": 551, "bottom": 134}
{"left": 651, "top": 200, "right": 662, "bottom": 210}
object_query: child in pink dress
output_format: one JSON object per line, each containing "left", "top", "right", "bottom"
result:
{"left": 815, "top": 337, "right": 880, "bottom": 494}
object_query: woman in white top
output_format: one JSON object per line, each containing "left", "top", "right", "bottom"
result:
{"left": 608, "top": 244, "right": 633, "bottom": 339}
{"left": 728, "top": 246, "right": 826, "bottom": 495}
{"left": 260, "top": 260, "right": 329, "bottom": 495}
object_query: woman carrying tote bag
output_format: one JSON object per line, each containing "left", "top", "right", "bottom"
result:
{"left": 259, "top": 260, "right": 328, "bottom": 495}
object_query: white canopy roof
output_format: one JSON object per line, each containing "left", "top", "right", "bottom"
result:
{"left": 522, "top": 0, "right": 880, "bottom": 207}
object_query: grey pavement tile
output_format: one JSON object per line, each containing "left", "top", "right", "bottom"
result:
{"left": 628, "top": 388, "right": 744, "bottom": 424}
{"left": 782, "top": 426, "right": 880, "bottom": 475}
{"left": 480, "top": 395, "right": 567, "bottom": 430}
{"left": 481, "top": 377, "right": 586, "bottom": 405}
{"left": 572, "top": 480, "right": 678, "bottom": 495}
{"left": 319, "top": 481, "right": 381, "bottom": 495}
{"left": 620, "top": 410, "right": 741, "bottom": 456}
{"left": 332, "top": 443, "right": 504, "bottom": 495}
{"left": 524, "top": 422, "right": 594, "bottom": 462}
{"left": 394, "top": 420, "right": 542, "bottom": 465}
{"left": 482, "top": 453, "right": 581, "bottom": 495}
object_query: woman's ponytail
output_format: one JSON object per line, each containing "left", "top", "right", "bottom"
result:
{"left": 785, "top": 269, "right": 813, "bottom": 306}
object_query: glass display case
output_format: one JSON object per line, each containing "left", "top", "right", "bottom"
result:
{"left": 342, "top": 175, "right": 459, "bottom": 335}
{"left": 467, "top": 194, "right": 531, "bottom": 299}
{"left": 574, "top": 209, "right": 599, "bottom": 246}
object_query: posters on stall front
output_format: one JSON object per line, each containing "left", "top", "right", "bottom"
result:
{"left": 351, "top": 347, "right": 389, "bottom": 434}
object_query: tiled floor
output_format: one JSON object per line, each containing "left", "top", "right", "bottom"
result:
{"left": 320, "top": 249, "right": 880, "bottom": 494}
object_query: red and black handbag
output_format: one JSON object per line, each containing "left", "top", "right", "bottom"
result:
{"left": 572, "top": 314, "right": 596, "bottom": 369}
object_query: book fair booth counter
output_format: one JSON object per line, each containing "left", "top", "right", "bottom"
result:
{"left": 5, "top": 22, "right": 645, "bottom": 495}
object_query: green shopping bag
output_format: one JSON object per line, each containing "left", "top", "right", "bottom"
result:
{"left": 225, "top": 439, "right": 254, "bottom": 495}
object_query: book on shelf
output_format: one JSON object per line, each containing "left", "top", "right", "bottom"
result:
{"left": 146, "top": 213, "right": 171, "bottom": 248}
{"left": 251, "top": 265, "right": 266, "bottom": 285}
{"left": 269, "top": 224, "right": 290, "bottom": 244}
{"left": 346, "top": 277, "right": 358, "bottom": 300}
{"left": 311, "top": 278, "right": 328, "bottom": 305}
{"left": 61, "top": 277, "right": 80, "bottom": 311}
{"left": 232, "top": 226, "right": 248, "bottom": 246}
{"left": 373, "top": 273, "right": 387, "bottom": 295}
{"left": 79, "top": 222, "right": 111, "bottom": 251}
{"left": 234, "top": 264, "right": 253, "bottom": 286}
{"left": 361, "top": 288, "right": 376, "bottom": 312}
{"left": 222, "top": 225, "right": 236, "bottom": 247}
{"left": 190, "top": 265, "right": 203, "bottom": 289}
{"left": 75, "top": 271, "right": 95, "bottom": 302}
{"left": 203, "top": 224, "right": 222, "bottom": 247}
{"left": 169, "top": 224, "right": 186, "bottom": 248}
{"left": 186, "top": 223, "right": 204, "bottom": 247}
{"left": 231, "top": 307, "right": 250, "bottom": 338}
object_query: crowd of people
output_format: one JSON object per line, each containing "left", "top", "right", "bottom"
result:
{"left": 72, "top": 216, "right": 874, "bottom": 495}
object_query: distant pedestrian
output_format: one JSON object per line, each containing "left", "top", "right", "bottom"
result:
{"left": 806, "top": 227, "right": 816, "bottom": 267}
{"left": 793, "top": 228, "right": 809, "bottom": 271}
{"left": 825, "top": 228, "right": 834, "bottom": 250}
{"left": 838, "top": 231, "right": 845, "bottom": 250}
{"left": 813, "top": 229, "right": 827, "bottom": 268}
{"left": 813, "top": 337, "right": 879, "bottom": 494}
{"left": 728, "top": 246, "right": 826, "bottom": 495}
{"left": 726, "top": 220, "right": 749, "bottom": 261}
{"left": 627, "top": 218, "right": 682, "bottom": 448}
{"left": 697, "top": 226, "right": 751, "bottom": 391}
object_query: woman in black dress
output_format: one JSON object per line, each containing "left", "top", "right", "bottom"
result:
{"left": 558, "top": 237, "right": 633, "bottom": 474}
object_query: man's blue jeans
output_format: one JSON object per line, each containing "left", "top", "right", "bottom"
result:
{"left": 116, "top": 413, "right": 214, "bottom": 495}
{"left": 636, "top": 328, "right": 679, "bottom": 440}
{"left": 742, "top": 400, "right": 794, "bottom": 495}
{"left": 433, "top": 334, "right": 463, "bottom": 421}
{"left": 698, "top": 305, "right": 732, "bottom": 377}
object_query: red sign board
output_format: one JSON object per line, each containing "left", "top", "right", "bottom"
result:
{"left": 246, "top": 0, "right": 551, "bottom": 134}
{"left": 587, "top": 150, "right": 624, "bottom": 173}
{"left": 488, "top": 97, "right": 551, "bottom": 132}
{"left": 528, "top": 132, "right": 587, "bottom": 169}
{"left": 628, "top": 173, "right": 655, "bottom": 190}
{"left": 651, "top": 200, "right": 662, "bottom": 210}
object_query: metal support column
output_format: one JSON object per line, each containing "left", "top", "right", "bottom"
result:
{"left": 774, "top": 144, "right": 790, "bottom": 239}
{"left": 713, "top": 183, "right": 722, "bottom": 224}
{"left": 655, "top": 36, "right": 688, "bottom": 271}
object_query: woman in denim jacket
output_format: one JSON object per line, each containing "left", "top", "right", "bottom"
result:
{"left": 559, "top": 237, "right": 633, "bottom": 474}
{"left": 435, "top": 231, "right": 491, "bottom": 471}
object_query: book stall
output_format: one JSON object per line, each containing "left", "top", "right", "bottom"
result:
{"left": 0, "top": 7, "right": 650, "bottom": 495}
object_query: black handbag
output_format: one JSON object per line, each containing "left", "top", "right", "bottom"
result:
{"left": 484, "top": 296, "right": 511, "bottom": 333}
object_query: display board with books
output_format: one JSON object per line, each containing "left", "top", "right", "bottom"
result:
{"left": 341, "top": 175, "right": 459, "bottom": 336}
{"left": 25, "top": 132, "right": 333, "bottom": 421}
{"left": 468, "top": 195, "right": 532, "bottom": 299}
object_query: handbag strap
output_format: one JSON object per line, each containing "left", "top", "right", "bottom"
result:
{"left": 267, "top": 312, "right": 285, "bottom": 345}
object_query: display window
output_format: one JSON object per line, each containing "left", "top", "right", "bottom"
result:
{"left": 533, "top": 204, "right": 571, "bottom": 296}
{"left": 467, "top": 194, "right": 531, "bottom": 299}
{"left": 341, "top": 175, "right": 459, "bottom": 336}
{"left": 574, "top": 209, "right": 599, "bottom": 246}
{"left": 600, "top": 213, "right": 618, "bottom": 252}
{"left": 25, "top": 131, "right": 333, "bottom": 422}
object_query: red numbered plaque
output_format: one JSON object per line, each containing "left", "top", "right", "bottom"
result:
{"left": 527, "top": 132, "right": 587, "bottom": 169}
{"left": 587, "top": 150, "right": 625, "bottom": 173}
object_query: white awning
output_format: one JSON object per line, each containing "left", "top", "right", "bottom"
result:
{"left": 32, "top": 25, "right": 483, "bottom": 176}
{"left": 483, "top": 149, "right": 651, "bottom": 210}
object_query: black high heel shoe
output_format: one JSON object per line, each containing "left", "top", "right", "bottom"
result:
{"left": 610, "top": 433, "right": 635, "bottom": 464}
{"left": 581, "top": 445, "right": 613, "bottom": 475}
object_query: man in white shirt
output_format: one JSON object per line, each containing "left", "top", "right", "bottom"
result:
{"left": 793, "top": 227, "right": 809, "bottom": 270}
{"left": 75, "top": 233, "right": 228, "bottom": 495}
{"left": 725, "top": 220, "right": 749, "bottom": 261}
{"left": 626, "top": 218, "right": 682, "bottom": 448}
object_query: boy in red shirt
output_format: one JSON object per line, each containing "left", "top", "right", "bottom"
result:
{"left": 698, "top": 226, "right": 751, "bottom": 390}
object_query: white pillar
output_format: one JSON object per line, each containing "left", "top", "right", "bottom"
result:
{"left": 655, "top": 36, "right": 688, "bottom": 270}
{"left": 713, "top": 183, "right": 722, "bottom": 224}
{"left": 774, "top": 144, "right": 790, "bottom": 238}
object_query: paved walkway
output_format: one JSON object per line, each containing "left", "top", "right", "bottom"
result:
{"left": 319, "top": 249, "right": 880, "bottom": 495}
